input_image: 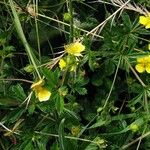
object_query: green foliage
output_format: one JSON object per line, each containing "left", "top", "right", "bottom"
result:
{"left": 1, "top": 0, "right": 150, "bottom": 149}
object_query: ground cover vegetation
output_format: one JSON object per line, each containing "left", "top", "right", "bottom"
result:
{"left": 1, "top": 0, "right": 150, "bottom": 149}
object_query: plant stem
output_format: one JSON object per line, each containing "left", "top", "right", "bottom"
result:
{"left": 103, "top": 56, "right": 121, "bottom": 109}
{"left": 9, "top": 0, "right": 41, "bottom": 79}
{"left": 35, "top": 131, "right": 99, "bottom": 145}
{"left": 121, "top": 131, "right": 150, "bottom": 149}
{"left": 34, "top": 0, "right": 41, "bottom": 62}
{"left": 125, "top": 59, "right": 146, "bottom": 87}
{"left": 68, "top": 0, "right": 74, "bottom": 42}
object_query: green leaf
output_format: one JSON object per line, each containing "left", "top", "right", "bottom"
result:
{"left": 121, "top": 13, "right": 131, "bottom": 29}
{"left": 128, "top": 93, "right": 143, "bottom": 107}
{"left": 2, "top": 107, "right": 25, "bottom": 123}
{"left": 37, "top": 99, "right": 55, "bottom": 113}
{"left": 42, "top": 68, "right": 59, "bottom": 88}
{"left": 10, "top": 84, "right": 26, "bottom": 101}
{"left": 84, "top": 137, "right": 99, "bottom": 150}
{"left": 0, "top": 97, "right": 19, "bottom": 107}
{"left": 64, "top": 108, "right": 79, "bottom": 120}
{"left": 58, "top": 118, "right": 66, "bottom": 150}
{"left": 20, "top": 140, "right": 34, "bottom": 150}
{"left": 75, "top": 87, "right": 87, "bottom": 95}
{"left": 91, "top": 72, "right": 103, "bottom": 86}
{"left": 104, "top": 59, "right": 115, "bottom": 76}
{"left": 36, "top": 140, "right": 46, "bottom": 150}
{"left": 89, "top": 119, "right": 106, "bottom": 129}
{"left": 56, "top": 94, "right": 64, "bottom": 114}
{"left": 28, "top": 104, "right": 35, "bottom": 115}
{"left": 50, "top": 142, "right": 59, "bottom": 150}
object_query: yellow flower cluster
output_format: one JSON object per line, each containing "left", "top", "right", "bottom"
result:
{"left": 31, "top": 79, "right": 51, "bottom": 102}
{"left": 135, "top": 56, "right": 150, "bottom": 73}
{"left": 59, "top": 58, "right": 77, "bottom": 71}
{"left": 58, "top": 42, "right": 85, "bottom": 71}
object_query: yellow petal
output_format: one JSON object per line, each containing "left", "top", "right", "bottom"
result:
{"left": 37, "top": 88, "right": 51, "bottom": 102}
{"left": 139, "top": 16, "right": 148, "bottom": 25}
{"left": 135, "top": 64, "right": 145, "bottom": 73}
{"left": 59, "top": 59, "right": 67, "bottom": 70}
{"left": 145, "top": 56, "right": 150, "bottom": 62}
{"left": 145, "top": 23, "right": 150, "bottom": 29}
{"left": 31, "top": 79, "right": 44, "bottom": 90}
{"left": 137, "top": 57, "right": 145, "bottom": 63}
{"left": 146, "top": 64, "right": 150, "bottom": 73}
{"left": 65, "top": 42, "right": 85, "bottom": 56}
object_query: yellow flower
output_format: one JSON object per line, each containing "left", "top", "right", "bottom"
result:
{"left": 139, "top": 14, "right": 150, "bottom": 29}
{"left": 65, "top": 42, "right": 85, "bottom": 56}
{"left": 59, "top": 58, "right": 67, "bottom": 70}
{"left": 135, "top": 56, "right": 150, "bottom": 73}
{"left": 31, "top": 79, "right": 51, "bottom": 102}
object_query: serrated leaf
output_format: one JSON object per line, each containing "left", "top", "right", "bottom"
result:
{"left": 20, "top": 140, "right": 34, "bottom": 150}
{"left": 58, "top": 118, "right": 65, "bottom": 150}
{"left": 89, "top": 119, "right": 106, "bottom": 129}
{"left": 2, "top": 108, "right": 25, "bottom": 123}
{"left": 75, "top": 87, "right": 87, "bottom": 95}
{"left": 10, "top": 84, "right": 26, "bottom": 101}
{"left": 56, "top": 94, "right": 64, "bottom": 114}
{"left": 42, "top": 68, "right": 59, "bottom": 88}
{"left": 0, "top": 97, "right": 19, "bottom": 106}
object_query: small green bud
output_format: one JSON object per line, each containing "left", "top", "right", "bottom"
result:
{"left": 130, "top": 124, "right": 139, "bottom": 132}
{"left": 97, "top": 107, "right": 103, "bottom": 113}
{"left": 63, "top": 13, "right": 71, "bottom": 22}
{"left": 24, "top": 65, "right": 34, "bottom": 73}
{"left": 59, "top": 86, "right": 68, "bottom": 97}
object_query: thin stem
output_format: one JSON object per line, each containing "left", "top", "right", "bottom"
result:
{"left": 68, "top": 0, "right": 74, "bottom": 42}
{"left": 78, "top": 114, "right": 99, "bottom": 137}
{"left": 0, "top": 78, "right": 33, "bottom": 83}
{"left": 38, "top": 13, "right": 103, "bottom": 39}
{"left": 121, "top": 131, "right": 150, "bottom": 149}
{"left": 0, "top": 56, "right": 6, "bottom": 95}
{"left": 35, "top": 131, "right": 99, "bottom": 145}
{"left": 9, "top": 0, "right": 41, "bottom": 79}
{"left": 0, "top": 139, "right": 6, "bottom": 150}
{"left": 86, "top": 0, "right": 131, "bottom": 37}
{"left": 34, "top": 0, "right": 41, "bottom": 62}
{"left": 144, "top": 90, "right": 149, "bottom": 114}
{"left": 125, "top": 59, "right": 146, "bottom": 87}
{"left": 103, "top": 56, "right": 121, "bottom": 109}
{"left": 0, "top": 122, "right": 19, "bottom": 135}
{"left": 136, "top": 125, "right": 147, "bottom": 150}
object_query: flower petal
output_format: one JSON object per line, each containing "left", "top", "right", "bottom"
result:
{"left": 135, "top": 64, "right": 145, "bottom": 73}
{"left": 139, "top": 16, "right": 148, "bottom": 25}
{"left": 145, "top": 23, "right": 150, "bottom": 29}
{"left": 65, "top": 42, "right": 85, "bottom": 56}
{"left": 146, "top": 64, "right": 150, "bottom": 73}
{"left": 37, "top": 88, "right": 51, "bottom": 102}
{"left": 59, "top": 59, "right": 67, "bottom": 70}
{"left": 145, "top": 56, "right": 150, "bottom": 62}
{"left": 31, "top": 79, "right": 44, "bottom": 90}
{"left": 137, "top": 57, "right": 145, "bottom": 63}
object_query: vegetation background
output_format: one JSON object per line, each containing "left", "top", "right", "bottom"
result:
{"left": 1, "top": 0, "right": 150, "bottom": 149}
